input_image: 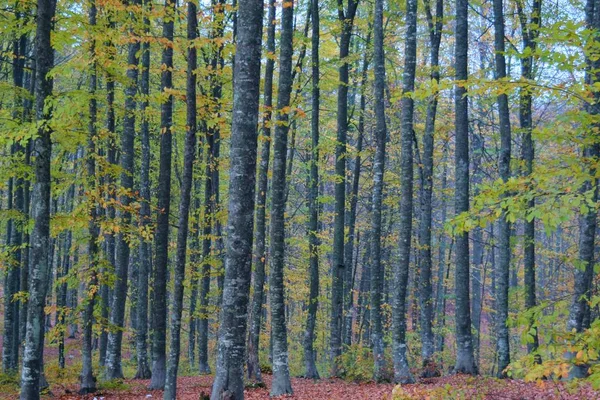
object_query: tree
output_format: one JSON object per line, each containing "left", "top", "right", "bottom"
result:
{"left": 394, "top": 0, "right": 417, "bottom": 383}
{"left": 418, "top": 0, "right": 443, "bottom": 375}
{"left": 331, "top": 0, "right": 359, "bottom": 375}
{"left": 515, "top": 0, "right": 541, "bottom": 358}
{"left": 210, "top": 0, "right": 263, "bottom": 397}
{"left": 493, "top": 0, "right": 512, "bottom": 377}
{"left": 304, "top": 0, "right": 321, "bottom": 380}
{"left": 135, "top": 0, "right": 152, "bottom": 380}
{"left": 79, "top": 0, "right": 100, "bottom": 393}
{"left": 163, "top": 1, "right": 198, "bottom": 398}
{"left": 247, "top": 0, "right": 276, "bottom": 383}
{"left": 371, "top": 0, "right": 388, "bottom": 382}
{"left": 268, "top": 0, "right": 295, "bottom": 395}
{"left": 453, "top": 0, "right": 477, "bottom": 374}
{"left": 105, "top": 0, "right": 141, "bottom": 380}
{"left": 150, "top": 0, "right": 176, "bottom": 389}
{"left": 567, "top": 0, "right": 600, "bottom": 378}
{"left": 19, "top": 0, "right": 57, "bottom": 398}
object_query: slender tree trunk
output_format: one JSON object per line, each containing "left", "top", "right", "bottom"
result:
{"left": 163, "top": 3, "right": 198, "bottom": 398}
{"left": 516, "top": 0, "right": 541, "bottom": 358}
{"left": 453, "top": 0, "right": 477, "bottom": 374}
{"left": 371, "top": 0, "right": 388, "bottom": 382}
{"left": 471, "top": 133, "right": 484, "bottom": 366}
{"left": 210, "top": 0, "right": 263, "bottom": 397}
{"left": 393, "top": 0, "right": 417, "bottom": 383}
{"left": 247, "top": 0, "right": 276, "bottom": 383}
{"left": 567, "top": 0, "right": 600, "bottom": 378}
{"left": 20, "top": 0, "right": 56, "bottom": 398}
{"left": 105, "top": 3, "right": 141, "bottom": 379}
{"left": 150, "top": 0, "right": 175, "bottom": 389}
{"left": 102, "top": 22, "right": 117, "bottom": 363}
{"left": 188, "top": 180, "right": 201, "bottom": 367}
{"left": 80, "top": 2, "right": 99, "bottom": 391}
{"left": 331, "top": 0, "right": 359, "bottom": 375}
{"left": 198, "top": 0, "right": 225, "bottom": 374}
{"left": 493, "top": 0, "right": 512, "bottom": 377}
{"left": 343, "top": 28, "right": 371, "bottom": 349}
{"left": 418, "top": 0, "right": 443, "bottom": 375}
{"left": 304, "top": 0, "right": 320, "bottom": 380}
{"left": 269, "top": 1, "right": 295, "bottom": 394}
{"left": 135, "top": 0, "right": 152, "bottom": 379}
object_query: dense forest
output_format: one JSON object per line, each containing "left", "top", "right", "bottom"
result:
{"left": 1, "top": 0, "right": 600, "bottom": 398}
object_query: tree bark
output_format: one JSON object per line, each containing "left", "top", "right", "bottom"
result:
{"left": 371, "top": 0, "right": 388, "bottom": 383}
{"left": 304, "top": 0, "right": 321, "bottom": 380}
{"left": 516, "top": 0, "right": 541, "bottom": 358}
{"left": 135, "top": 0, "right": 152, "bottom": 379}
{"left": 418, "top": 0, "right": 443, "bottom": 375}
{"left": 80, "top": 2, "right": 100, "bottom": 392}
{"left": 453, "top": 0, "right": 477, "bottom": 374}
{"left": 105, "top": 2, "right": 141, "bottom": 379}
{"left": 163, "top": 3, "right": 198, "bottom": 398}
{"left": 269, "top": 1, "right": 295, "bottom": 394}
{"left": 331, "top": 0, "right": 359, "bottom": 375}
{"left": 393, "top": 0, "right": 417, "bottom": 383}
{"left": 210, "top": 0, "right": 263, "bottom": 397}
{"left": 493, "top": 0, "right": 512, "bottom": 377}
{"left": 567, "top": 0, "right": 600, "bottom": 378}
{"left": 247, "top": 0, "right": 276, "bottom": 383}
{"left": 20, "top": 0, "right": 56, "bottom": 398}
{"left": 149, "top": 0, "right": 175, "bottom": 389}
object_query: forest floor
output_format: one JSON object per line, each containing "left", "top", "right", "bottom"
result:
{"left": 2, "top": 339, "right": 600, "bottom": 399}
{"left": 2, "top": 372, "right": 600, "bottom": 399}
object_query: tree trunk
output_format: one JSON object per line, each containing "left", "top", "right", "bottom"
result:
{"left": 343, "top": 28, "right": 371, "bottom": 349}
{"left": 80, "top": 2, "right": 99, "bottom": 391}
{"left": 210, "top": 0, "right": 263, "bottom": 397}
{"left": 20, "top": 0, "right": 56, "bottom": 397}
{"left": 371, "top": 0, "right": 388, "bottom": 383}
{"left": 304, "top": 0, "right": 320, "bottom": 380}
{"left": 418, "top": 0, "right": 443, "bottom": 375}
{"left": 269, "top": 1, "right": 295, "bottom": 394}
{"left": 135, "top": 0, "right": 152, "bottom": 379}
{"left": 516, "top": 0, "right": 541, "bottom": 358}
{"left": 493, "top": 0, "right": 512, "bottom": 377}
{"left": 331, "top": 0, "right": 359, "bottom": 375}
{"left": 567, "top": 0, "right": 600, "bottom": 378}
{"left": 247, "top": 0, "right": 276, "bottom": 383}
{"left": 393, "top": 0, "right": 417, "bottom": 383}
{"left": 105, "top": 3, "right": 141, "bottom": 379}
{"left": 163, "top": 3, "right": 198, "bottom": 397}
{"left": 149, "top": 0, "right": 175, "bottom": 389}
{"left": 453, "top": 0, "right": 476, "bottom": 374}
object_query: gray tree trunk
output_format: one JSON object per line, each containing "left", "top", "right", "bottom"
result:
{"left": 516, "top": 0, "right": 541, "bottom": 358}
{"left": 149, "top": 0, "right": 175, "bottom": 389}
{"left": 135, "top": 0, "right": 152, "bottom": 379}
{"left": 163, "top": 3, "right": 198, "bottom": 397}
{"left": 79, "top": 1, "right": 100, "bottom": 392}
{"left": 268, "top": 1, "right": 295, "bottom": 394}
{"left": 304, "top": 0, "right": 321, "bottom": 380}
{"left": 105, "top": 5, "right": 141, "bottom": 379}
{"left": 247, "top": 0, "right": 276, "bottom": 383}
{"left": 453, "top": 0, "right": 477, "bottom": 374}
{"left": 418, "top": 0, "right": 443, "bottom": 375}
{"left": 493, "top": 0, "right": 512, "bottom": 377}
{"left": 331, "top": 0, "right": 359, "bottom": 376}
{"left": 210, "top": 0, "right": 263, "bottom": 397}
{"left": 567, "top": 0, "right": 600, "bottom": 378}
{"left": 393, "top": 0, "right": 417, "bottom": 383}
{"left": 20, "top": 0, "right": 56, "bottom": 397}
{"left": 371, "top": 0, "right": 388, "bottom": 383}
